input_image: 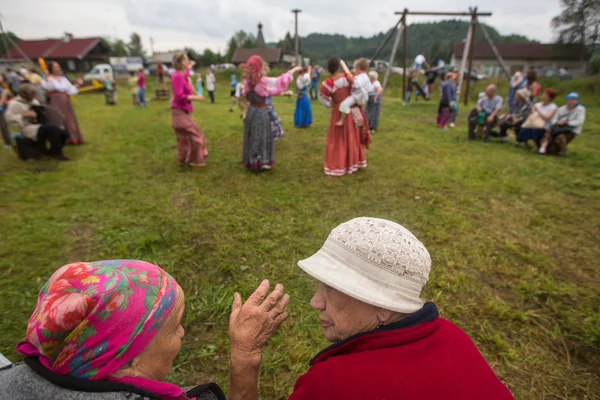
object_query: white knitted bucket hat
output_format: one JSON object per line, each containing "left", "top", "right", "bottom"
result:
{"left": 298, "top": 217, "right": 431, "bottom": 313}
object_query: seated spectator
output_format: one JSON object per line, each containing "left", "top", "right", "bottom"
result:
{"left": 23, "top": 69, "right": 45, "bottom": 103}
{"left": 539, "top": 92, "right": 585, "bottom": 156}
{"left": 467, "top": 84, "right": 502, "bottom": 142}
{"left": 229, "top": 218, "right": 515, "bottom": 399}
{"left": 526, "top": 69, "right": 541, "bottom": 102}
{"left": 0, "top": 76, "right": 11, "bottom": 149}
{"left": 4, "top": 84, "right": 69, "bottom": 161}
{"left": 499, "top": 88, "right": 531, "bottom": 141}
{"left": 0, "top": 260, "right": 225, "bottom": 400}
{"left": 6, "top": 68, "right": 21, "bottom": 95}
{"left": 516, "top": 88, "right": 558, "bottom": 149}
{"left": 508, "top": 71, "right": 526, "bottom": 114}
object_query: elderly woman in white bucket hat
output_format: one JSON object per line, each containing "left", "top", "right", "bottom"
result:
{"left": 226, "top": 218, "right": 514, "bottom": 400}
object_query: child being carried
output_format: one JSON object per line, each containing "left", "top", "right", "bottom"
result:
{"left": 336, "top": 58, "right": 372, "bottom": 126}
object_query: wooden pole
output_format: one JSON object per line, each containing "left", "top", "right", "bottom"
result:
{"left": 402, "top": 13, "right": 407, "bottom": 101}
{"left": 477, "top": 21, "right": 511, "bottom": 80}
{"left": 382, "top": 14, "right": 405, "bottom": 91}
{"left": 463, "top": 8, "right": 477, "bottom": 106}
{"left": 456, "top": 18, "right": 474, "bottom": 104}
{"left": 371, "top": 18, "right": 403, "bottom": 63}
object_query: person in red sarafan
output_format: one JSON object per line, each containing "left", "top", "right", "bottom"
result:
{"left": 227, "top": 217, "right": 515, "bottom": 400}
{"left": 318, "top": 56, "right": 370, "bottom": 177}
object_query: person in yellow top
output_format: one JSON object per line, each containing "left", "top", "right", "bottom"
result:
{"left": 25, "top": 69, "right": 43, "bottom": 85}
{"left": 23, "top": 68, "right": 45, "bottom": 102}
{"left": 127, "top": 71, "right": 139, "bottom": 106}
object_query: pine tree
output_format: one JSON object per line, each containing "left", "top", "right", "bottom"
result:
{"left": 552, "top": 0, "right": 600, "bottom": 56}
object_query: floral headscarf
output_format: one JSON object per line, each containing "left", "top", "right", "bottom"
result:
{"left": 17, "top": 260, "right": 179, "bottom": 383}
{"left": 245, "top": 55, "right": 264, "bottom": 88}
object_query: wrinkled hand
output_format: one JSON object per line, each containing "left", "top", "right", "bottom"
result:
{"left": 487, "top": 115, "right": 494, "bottom": 124}
{"left": 229, "top": 280, "right": 290, "bottom": 359}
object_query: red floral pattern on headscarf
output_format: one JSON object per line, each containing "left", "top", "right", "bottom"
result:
{"left": 16, "top": 260, "right": 187, "bottom": 399}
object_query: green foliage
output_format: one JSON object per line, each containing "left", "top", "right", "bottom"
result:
{"left": 552, "top": 0, "right": 600, "bottom": 51}
{"left": 0, "top": 32, "right": 20, "bottom": 56}
{"left": 269, "top": 20, "right": 534, "bottom": 63}
{"left": 277, "top": 32, "right": 295, "bottom": 55}
{"left": 104, "top": 34, "right": 144, "bottom": 59}
{"left": 226, "top": 37, "right": 238, "bottom": 61}
{"left": 112, "top": 39, "right": 128, "bottom": 57}
{"left": 1, "top": 76, "right": 599, "bottom": 399}
{"left": 591, "top": 55, "right": 600, "bottom": 74}
{"left": 127, "top": 33, "right": 146, "bottom": 59}
{"left": 201, "top": 49, "right": 219, "bottom": 66}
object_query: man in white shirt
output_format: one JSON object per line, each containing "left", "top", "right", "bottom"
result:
{"left": 413, "top": 54, "right": 429, "bottom": 71}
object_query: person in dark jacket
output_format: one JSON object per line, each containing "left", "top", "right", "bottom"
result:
{"left": 0, "top": 260, "right": 225, "bottom": 400}
{"left": 227, "top": 218, "right": 515, "bottom": 400}
{"left": 499, "top": 87, "right": 531, "bottom": 141}
{"left": 438, "top": 72, "right": 457, "bottom": 129}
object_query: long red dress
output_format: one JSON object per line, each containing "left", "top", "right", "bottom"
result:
{"left": 319, "top": 75, "right": 368, "bottom": 176}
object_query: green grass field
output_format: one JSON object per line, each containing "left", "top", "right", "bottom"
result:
{"left": 1, "top": 74, "right": 599, "bottom": 399}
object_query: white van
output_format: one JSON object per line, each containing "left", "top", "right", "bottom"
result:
{"left": 84, "top": 64, "right": 113, "bottom": 82}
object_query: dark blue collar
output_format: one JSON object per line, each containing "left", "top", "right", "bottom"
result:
{"left": 310, "top": 302, "right": 438, "bottom": 365}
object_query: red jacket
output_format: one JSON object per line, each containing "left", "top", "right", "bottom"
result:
{"left": 290, "top": 303, "right": 513, "bottom": 400}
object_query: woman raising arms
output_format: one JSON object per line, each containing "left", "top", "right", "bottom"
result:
{"left": 242, "top": 56, "right": 301, "bottom": 171}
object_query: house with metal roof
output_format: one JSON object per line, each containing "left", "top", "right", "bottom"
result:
{"left": 0, "top": 34, "right": 109, "bottom": 73}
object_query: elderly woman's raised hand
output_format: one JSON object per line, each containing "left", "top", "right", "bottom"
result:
{"left": 229, "top": 280, "right": 290, "bottom": 361}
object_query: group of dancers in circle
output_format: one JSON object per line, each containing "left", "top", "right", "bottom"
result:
{"left": 168, "top": 52, "right": 374, "bottom": 177}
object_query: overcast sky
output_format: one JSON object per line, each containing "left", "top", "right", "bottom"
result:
{"left": 2, "top": 0, "right": 562, "bottom": 53}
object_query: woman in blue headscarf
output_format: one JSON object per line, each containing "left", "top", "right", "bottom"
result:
{"left": 294, "top": 66, "right": 313, "bottom": 128}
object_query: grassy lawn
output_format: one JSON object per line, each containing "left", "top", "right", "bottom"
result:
{"left": 1, "top": 73, "right": 599, "bottom": 399}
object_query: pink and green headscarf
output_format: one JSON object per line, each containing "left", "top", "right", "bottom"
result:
{"left": 17, "top": 260, "right": 181, "bottom": 391}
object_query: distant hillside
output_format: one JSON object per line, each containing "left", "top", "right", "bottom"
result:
{"left": 269, "top": 20, "right": 535, "bottom": 64}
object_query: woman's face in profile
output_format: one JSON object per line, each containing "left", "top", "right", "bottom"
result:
{"left": 129, "top": 288, "right": 185, "bottom": 381}
{"left": 310, "top": 283, "right": 379, "bottom": 343}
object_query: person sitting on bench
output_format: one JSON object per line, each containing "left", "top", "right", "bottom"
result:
{"left": 539, "top": 92, "right": 586, "bottom": 156}
{"left": 467, "top": 84, "right": 502, "bottom": 142}
{"left": 5, "top": 84, "right": 69, "bottom": 161}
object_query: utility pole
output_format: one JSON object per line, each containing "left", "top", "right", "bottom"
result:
{"left": 292, "top": 9, "right": 302, "bottom": 66}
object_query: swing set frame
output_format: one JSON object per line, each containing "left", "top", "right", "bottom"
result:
{"left": 372, "top": 7, "right": 511, "bottom": 106}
